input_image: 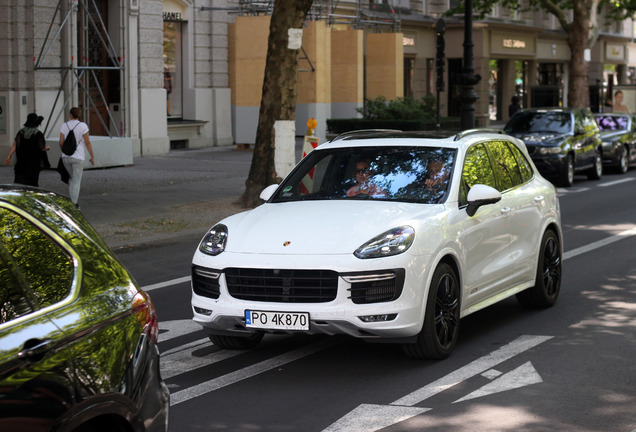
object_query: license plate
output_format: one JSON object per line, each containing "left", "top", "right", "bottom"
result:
{"left": 245, "top": 310, "right": 309, "bottom": 331}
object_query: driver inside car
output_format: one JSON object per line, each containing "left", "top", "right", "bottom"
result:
{"left": 346, "top": 159, "right": 387, "bottom": 197}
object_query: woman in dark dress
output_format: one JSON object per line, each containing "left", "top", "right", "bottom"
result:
{"left": 5, "top": 113, "right": 50, "bottom": 187}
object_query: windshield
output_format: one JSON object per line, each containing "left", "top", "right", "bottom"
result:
{"left": 271, "top": 146, "right": 457, "bottom": 204}
{"left": 505, "top": 112, "right": 572, "bottom": 134}
{"left": 595, "top": 115, "right": 628, "bottom": 131}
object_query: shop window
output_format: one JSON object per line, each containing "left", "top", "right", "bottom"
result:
{"left": 537, "top": 63, "right": 563, "bottom": 86}
{"left": 163, "top": 21, "right": 183, "bottom": 119}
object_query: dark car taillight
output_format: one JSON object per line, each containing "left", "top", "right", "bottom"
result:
{"left": 132, "top": 290, "right": 159, "bottom": 344}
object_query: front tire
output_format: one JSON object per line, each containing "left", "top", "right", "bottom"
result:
{"left": 587, "top": 149, "right": 602, "bottom": 180}
{"left": 516, "top": 230, "right": 561, "bottom": 308}
{"left": 403, "top": 263, "right": 460, "bottom": 360}
{"left": 557, "top": 154, "right": 574, "bottom": 187}
{"left": 616, "top": 145, "right": 629, "bottom": 174}
{"left": 208, "top": 332, "right": 264, "bottom": 350}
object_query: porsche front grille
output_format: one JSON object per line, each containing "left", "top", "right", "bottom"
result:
{"left": 225, "top": 268, "right": 339, "bottom": 303}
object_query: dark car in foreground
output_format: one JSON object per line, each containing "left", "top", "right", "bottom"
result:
{"left": 594, "top": 112, "right": 636, "bottom": 174}
{"left": 0, "top": 186, "right": 169, "bottom": 432}
{"left": 504, "top": 108, "right": 603, "bottom": 187}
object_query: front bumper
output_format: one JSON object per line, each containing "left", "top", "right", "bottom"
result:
{"left": 528, "top": 152, "right": 566, "bottom": 178}
{"left": 191, "top": 252, "right": 429, "bottom": 340}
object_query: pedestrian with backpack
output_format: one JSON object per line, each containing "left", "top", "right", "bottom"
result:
{"left": 59, "top": 107, "right": 95, "bottom": 209}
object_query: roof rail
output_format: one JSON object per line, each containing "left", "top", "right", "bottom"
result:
{"left": 453, "top": 128, "right": 506, "bottom": 141}
{"left": 330, "top": 129, "right": 403, "bottom": 142}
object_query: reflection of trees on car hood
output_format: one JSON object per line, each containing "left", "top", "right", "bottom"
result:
{"left": 506, "top": 132, "right": 567, "bottom": 145}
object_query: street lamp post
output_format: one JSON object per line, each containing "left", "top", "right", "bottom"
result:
{"left": 460, "top": 0, "right": 481, "bottom": 130}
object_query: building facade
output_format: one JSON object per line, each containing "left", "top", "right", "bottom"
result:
{"left": 0, "top": 0, "right": 233, "bottom": 166}
{"left": 1, "top": 0, "right": 634, "bottom": 162}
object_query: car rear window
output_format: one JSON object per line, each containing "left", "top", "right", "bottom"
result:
{"left": 595, "top": 115, "right": 628, "bottom": 131}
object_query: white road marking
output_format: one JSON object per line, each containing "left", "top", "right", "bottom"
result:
{"left": 598, "top": 178, "right": 635, "bottom": 187}
{"left": 169, "top": 338, "right": 334, "bottom": 406}
{"left": 323, "top": 336, "right": 552, "bottom": 432}
{"left": 162, "top": 337, "right": 209, "bottom": 356}
{"left": 158, "top": 319, "right": 202, "bottom": 343}
{"left": 453, "top": 361, "right": 542, "bottom": 403}
{"left": 563, "top": 227, "right": 636, "bottom": 261}
{"left": 322, "top": 404, "right": 430, "bottom": 432}
{"left": 143, "top": 276, "right": 190, "bottom": 291}
{"left": 557, "top": 187, "right": 590, "bottom": 194}
{"left": 161, "top": 340, "right": 244, "bottom": 380}
{"left": 390, "top": 335, "right": 552, "bottom": 406}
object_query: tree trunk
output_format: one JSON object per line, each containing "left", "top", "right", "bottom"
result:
{"left": 566, "top": 1, "right": 592, "bottom": 108}
{"left": 238, "top": 0, "right": 314, "bottom": 208}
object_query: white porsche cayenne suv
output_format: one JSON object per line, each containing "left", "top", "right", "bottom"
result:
{"left": 191, "top": 129, "right": 562, "bottom": 359}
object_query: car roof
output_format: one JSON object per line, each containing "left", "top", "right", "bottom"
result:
{"left": 594, "top": 112, "right": 630, "bottom": 117}
{"left": 324, "top": 129, "right": 518, "bottom": 151}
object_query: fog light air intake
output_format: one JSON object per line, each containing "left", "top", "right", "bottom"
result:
{"left": 358, "top": 314, "right": 397, "bottom": 323}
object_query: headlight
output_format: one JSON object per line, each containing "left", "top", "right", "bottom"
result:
{"left": 537, "top": 146, "right": 562, "bottom": 155}
{"left": 354, "top": 226, "right": 415, "bottom": 259}
{"left": 199, "top": 224, "right": 228, "bottom": 256}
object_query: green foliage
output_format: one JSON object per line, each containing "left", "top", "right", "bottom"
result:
{"left": 449, "top": 0, "right": 635, "bottom": 23}
{"left": 357, "top": 95, "right": 437, "bottom": 121}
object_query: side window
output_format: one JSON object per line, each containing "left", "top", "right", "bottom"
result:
{"left": 0, "top": 208, "right": 73, "bottom": 311}
{"left": 507, "top": 142, "right": 534, "bottom": 182}
{"left": 573, "top": 111, "right": 582, "bottom": 132}
{"left": 0, "top": 245, "right": 34, "bottom": 323}
{"left": 297, "top": 154, "right": 333, "bottom": 196}
{"left": 460, "top": 143, "right": 497, "bottom": 206}
{"left": 487, "top": 141, "right": 523, "bottom": 192}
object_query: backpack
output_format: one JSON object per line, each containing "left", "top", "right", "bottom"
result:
{"left": 62, "top": 122, "right": 80, "bottom": 156}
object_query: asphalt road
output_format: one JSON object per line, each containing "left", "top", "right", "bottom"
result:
{"left": 115, "top": 169, "right": 636, "bottom": 432}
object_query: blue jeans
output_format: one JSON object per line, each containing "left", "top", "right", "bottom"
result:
{"left": 62, "top": 157, "right": 84, "bottom": 204}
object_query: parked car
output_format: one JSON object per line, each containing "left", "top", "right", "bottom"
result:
{"left": 191, "top": 129, "right": 562, "bottom": 360}
{"left": 0, "top": 186, "right": 169, "bottom": 432}
{"left": 594, "top": 112, "right": 636, "bottom": 174}
{"left": 504, "top": 108, "right": 603, "bottom": 187}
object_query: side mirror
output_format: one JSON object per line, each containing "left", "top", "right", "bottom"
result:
{"left": 259, "top": 184, "right": 279, "bottom": 201}
{"left": 466, "top": 184, "right": 502, "bottom": 217}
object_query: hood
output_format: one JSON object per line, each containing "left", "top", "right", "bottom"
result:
{"left": 507, "top": 131, "right": 568, "bottom": 146}
{"left": 219, "top": 200, "right": 442, "bottom": 255}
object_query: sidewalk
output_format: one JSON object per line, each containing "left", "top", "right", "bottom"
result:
{"left": 1, "top": 145, "right": 256, "bottom": 248}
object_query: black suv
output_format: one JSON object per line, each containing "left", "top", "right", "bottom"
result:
{"left": 0, "top": 186, "right": 169, "bottom": 432}
{"left": 504, "top": 108, "right": 603, "bottom": 187}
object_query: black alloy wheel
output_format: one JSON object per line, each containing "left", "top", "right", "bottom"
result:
{"left": 403, "top": 263, "right": 460, "bottom": 359}
{"left": 517, "top": 230, "right": 561, "bottom": 308}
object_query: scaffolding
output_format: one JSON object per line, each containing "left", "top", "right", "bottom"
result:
{"left": 36, "top": 0, "right": 124, "bottom": 139}
{"left": 202, "top": 0, "right": 402, "bottom": 32}
{"left": 34, "top": 1, "right": 401, "bottom": 139}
